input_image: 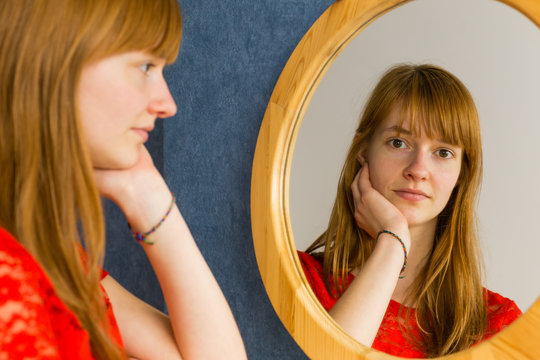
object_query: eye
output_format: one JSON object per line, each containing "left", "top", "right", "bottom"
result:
{"left": 140, "top": 62, "right": 156, "bottom": 74}
{"left": 388, "top": 138, "right": 407, "bottom": 149}
{"left": 435, "top": 149, "right": 455, "bottom": 159}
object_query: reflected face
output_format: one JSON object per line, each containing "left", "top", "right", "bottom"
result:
{"left": 77, "top": 51, "right": 177, "bottom": 169}
{"left": 364, "top": 105, "right": 463, "bottom": 228}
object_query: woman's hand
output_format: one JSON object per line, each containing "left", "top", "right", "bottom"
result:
{"left": 329, "top": 161, "right": 412, "bottom": 346}
{"left": 93, "top": 146, "right": 162, "bottom": 200}
{"left": 351, "top": 161, "right": 410, "bottom": 247}
{"left": 96, "top": 146, "right": 247, "bottom": 359}
{"left": 93, "top": 146, "right": 172, "bottom": 232}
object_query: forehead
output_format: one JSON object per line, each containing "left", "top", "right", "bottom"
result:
{"left": 376, "top": 105, "right": 418, "bottom": 134}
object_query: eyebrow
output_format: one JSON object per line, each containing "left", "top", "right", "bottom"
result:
{"left": 382, "top": 125, "right": 411, "bottom": 135}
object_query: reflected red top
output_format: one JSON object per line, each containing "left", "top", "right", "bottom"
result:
{"left": 297, "top": 251, "right": 522, "bottom": 358}
{"left": 0, "top": 227, "right": 124, "bottom": 359}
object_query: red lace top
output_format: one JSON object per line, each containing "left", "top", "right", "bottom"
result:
{"left": 298, "top": 251, "right": 522, "bottom": 358}
{"left": 0, "top": 227, "right": 124, "bottom": 359}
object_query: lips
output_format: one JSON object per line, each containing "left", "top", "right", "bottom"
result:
{"left": 394, "top": 188, "right": 429, "bottom": 201}
{"left": 132, "top": 125, "right": 154, "bottom": 142}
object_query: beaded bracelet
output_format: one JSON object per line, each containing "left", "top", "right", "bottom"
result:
{"left": 128, "top": 193, "right": 176, "bottom": 245}
{"left": 377, "top": 230, "right": 408, "bottom": 279}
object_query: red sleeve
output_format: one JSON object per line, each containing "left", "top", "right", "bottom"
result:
{"left": 0, "top": 227, "right": 93, "bottom": 359}
{"left": 0, "top": 227, "right": 123, "bottom": 358}
{"left": 483, "top": 289, "right": 522, "bottom": 340}
{"left": 297, "top": 251, "right": 354, "bottom": 311}
{"left": 101, "top": 268, "right": 109, "bottom": 280}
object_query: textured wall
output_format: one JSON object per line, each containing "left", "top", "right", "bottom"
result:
{"left": 104, "top": 1, "right": 334, "bottom": 358}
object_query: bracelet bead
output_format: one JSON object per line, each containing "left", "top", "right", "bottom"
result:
{"left": 377, "top": 230, "right": 408, "bottom": 279}
{"left": 128, "top": 193, "right": 176, "bottom": 245}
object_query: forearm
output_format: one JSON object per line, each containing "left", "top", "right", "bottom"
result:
{"left": 95, "top": 150, "right": 246, "bottom": 359}
{"left": 114, "top": 175, "right": 246, "bottom": 359}
{"left": 329, "top": 236, "right": 405, "bottom": 346}
{"left": 140, "top": 206, "right": 246, "bottom": 359}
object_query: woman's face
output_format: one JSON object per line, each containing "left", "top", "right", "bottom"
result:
{"left": 77, "top": 51, "right": 177, "bottom": 169}
{"left": 364, "top": 105, "right": 463, "bottom": 228}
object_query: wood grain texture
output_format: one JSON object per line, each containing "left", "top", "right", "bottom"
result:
{"left": 251, "top": 0, "right": 540, "bottom": 358}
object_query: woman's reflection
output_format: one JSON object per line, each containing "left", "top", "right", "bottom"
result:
{"left": 297, "top": 64, "right": 521, "bottom": 358}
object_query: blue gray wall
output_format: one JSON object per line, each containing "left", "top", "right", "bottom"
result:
{"left": 104, "top": 1, "right": 334, "bottom": 358}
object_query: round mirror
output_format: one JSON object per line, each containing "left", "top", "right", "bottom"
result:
{"left": 251, "top": 0, "right": 540, "bottom": 358}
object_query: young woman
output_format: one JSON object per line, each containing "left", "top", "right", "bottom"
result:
{"left": 298, "top": 64, "right": 521, "bottom": 358}
{"left": 0, "top": 0, "right": 247, "bottom": 359}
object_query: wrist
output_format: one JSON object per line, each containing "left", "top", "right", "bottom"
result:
{"left": 375, "top": 230, "right": 409, "bottom": 278}
{"left": 118, "top": 182, "right": 174, "bottom": 231}
{"left": 374, "top": 233, "right": 407, "bottom": 256}
{"left": 128, "top": 192, "right": 176, "bottom": 244}
{"left": 370, "top": 238, "right": 406, "bottom": 274}
{"left": 378, "top": 225, "right": 410, "bottom": 248}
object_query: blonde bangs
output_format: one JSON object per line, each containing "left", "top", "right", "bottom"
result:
{"left": 123, "top": 0, "right": 182, "bottom": 63}
{"left": 85, "top": 0, "right": 182, "bottom": 64}
{"left": 396, "top": 71, "right": 480, "bottom": 154}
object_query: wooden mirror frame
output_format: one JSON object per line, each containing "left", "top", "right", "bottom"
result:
{"left": 251, "top": 0, "right": 540, "bottom": 358}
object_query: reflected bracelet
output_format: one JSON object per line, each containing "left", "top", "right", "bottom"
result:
{"left": 128, "top": 193, "right": 176, "bottom": 245}
{"left": 377, "top": 230, "right": 407, "bottom": 279}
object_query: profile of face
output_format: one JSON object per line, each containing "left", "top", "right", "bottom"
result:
{"left": 77, "top": 51, "right": 177, "bottom": 169}
{"left": 362, "top": 105, "right": 463, "bottom": 228}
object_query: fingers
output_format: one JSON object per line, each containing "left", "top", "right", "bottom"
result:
{"left": 357, "top": 162, "right": 373, "bottom": 195}
{"left": 351, "top": 163, "right": 370, "bottom": 233}
{"left": 351, "top": 159, "right": 372, "bottom": 204}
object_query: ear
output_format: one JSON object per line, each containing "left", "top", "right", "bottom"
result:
{"left": 356, "top": 151, "right": 365, "bottom": 165}
{"left": 354, "top": 134, "right": 368, "bottom": 164}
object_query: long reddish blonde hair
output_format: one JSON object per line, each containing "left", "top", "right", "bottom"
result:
{"left": 0, "top": 0, "right": 182, "bottom": 358}
{"left": 307, "top": 64, "right": 486, "bottom": 356}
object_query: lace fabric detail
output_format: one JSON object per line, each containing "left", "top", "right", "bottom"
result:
{"left": 297, "top": 251, "right": 522, "bottom": 358}
{"left": 0, "top": 227, "right": 120, "bottom": 359}
{"left": 372, "top": 301, "right": 425, "bottom": 357}
{"left": 483, "top": 290, "right": 522, "bottom": 340}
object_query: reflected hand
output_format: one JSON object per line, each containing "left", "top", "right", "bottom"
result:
{"left": 351, "top": 161, "right": 410, "bottom": 248}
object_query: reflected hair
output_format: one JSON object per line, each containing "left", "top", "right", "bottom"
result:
{"left": 0, "top": 0, "right": 181, "bottom": 358}
{"left": 306, "top": 64, "right": 486, "bottom": 356}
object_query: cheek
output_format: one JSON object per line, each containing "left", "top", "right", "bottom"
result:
{"left": 366, "top": 157, "right": 392, "bottom": 193}
{"left": 436, "top": 171, "right": 461, "bottom": 200}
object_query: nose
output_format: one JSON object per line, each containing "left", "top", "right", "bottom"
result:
{"left": 403, "top": 150, "right": 429, "bottom": 181}
{"left": 148, "top": 76, "right": 177, "bottom": 118}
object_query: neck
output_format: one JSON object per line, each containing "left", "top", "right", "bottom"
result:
{"left": 391, "top": 219, "right": 437, "bottom": 306}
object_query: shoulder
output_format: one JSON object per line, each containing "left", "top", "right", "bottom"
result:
{"left": 297, "top": 251, "right": 332, "bottom": 310}
{"left": 297, "top": 251, "right": 323, "bottom": 272}
{"left": 0, "top": 227, "right": 92, "bottom": 359}
{"left": 297, "top": 251, "right": 353, "bottom": 311}
{"left": 484, "top": 288, "right": 522, "bottom": 339}
{"left": 0, "top": 227, "right": 48, "bottom": 292}
{"left": 485, "top": 288, "right": 522, "bottom": 316}
{"left": 297, "top": 251, "right": 325, "bottom": 289}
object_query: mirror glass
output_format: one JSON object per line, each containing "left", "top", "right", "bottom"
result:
{"left": 290, "top": 0, "right": 540, "bottom": 315}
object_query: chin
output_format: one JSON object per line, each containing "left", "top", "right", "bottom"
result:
{"left": 396, "top": 207, "right": 432, "bottom": 227}
{"left": 93, "top": 152, "right": 139, "bottom": 170}
{"left": 403, "top": 212, "right": 438, "bottom": 228}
